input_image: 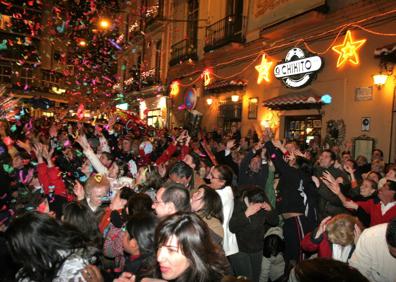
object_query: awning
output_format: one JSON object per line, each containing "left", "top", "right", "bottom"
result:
{"left": 374, "top": 42, "right": 396, "bottom": 63}
{"left": 262, "top": 90, "right": 323, "bottom": 110}
{"left": 204, "top": 79, "right": 247, "bottom": 94}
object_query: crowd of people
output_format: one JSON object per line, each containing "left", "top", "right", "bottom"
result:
{"left": 0, "top": 111, "right": 395, "bottom": 282}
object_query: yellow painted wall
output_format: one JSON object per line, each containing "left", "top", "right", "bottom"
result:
{"left": 192, "top": 21, "right": 396, "bottom": 161}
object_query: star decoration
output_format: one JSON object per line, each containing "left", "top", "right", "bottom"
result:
{"left": 255, "top": 54, "right": 273, "bottom": 84}
{"left": 170, "top": 81, "right": 180, "bottom": 96}
{"left": 202, "top": 69, "right": 211, "bottom": 86}
{"left": 332, "top": 30, "right": 367, "bottom": 68}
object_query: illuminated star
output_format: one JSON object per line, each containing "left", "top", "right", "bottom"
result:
{"left": 255, "top": 54, "right": 273, "bottom": 84}
{"left": 332, "top": 30, "right": 366, "bottom": 68}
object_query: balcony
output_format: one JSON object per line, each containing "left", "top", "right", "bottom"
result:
{"left": 144, "top": 0, "right": 164, "bottom": 31}
{"left": 204, "top": 15, "right": 246, "bottom": 53}
{"left": 169, "top": 39, "right": 198, "bottom": 66}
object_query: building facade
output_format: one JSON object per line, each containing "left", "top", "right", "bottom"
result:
{"left": 117, "top": 0, "right": 396, "bottom": 162}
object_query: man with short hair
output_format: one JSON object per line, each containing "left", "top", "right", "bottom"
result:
{"left": 168, "top": 161, "right": 193, "bottom": 189}
{"left": 152, "top": 183, "right": 191, "bottom": 218}
{"left": 314, "top": 149, "right": 350, "bottom": 220}
{"left": 349, "top": 218, "right": 396, "bottom": 282}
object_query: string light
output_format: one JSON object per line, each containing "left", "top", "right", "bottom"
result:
{"left": 202, "top": 69, "right": 212, "bottom": 86}
{"left": 332, "top": 30, "right": 367, "bottom": 68}
{"left": 170, "top": 81, "right": 180, "bottom": 96}
{"left": 169, "top": 9, "right": 396, "bottom": 86}
{"left": 255, "top": 54, "right": 273, "bottom": 84}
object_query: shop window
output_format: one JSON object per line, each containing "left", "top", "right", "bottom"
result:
{"left": 284, "top": 115, "right": 322, "bottom": 146}
{"left": 147, "top": 108, "right": 162, "bottom": 127}
{"left": 219, "top": 102, "right": 242, "bottom": 133}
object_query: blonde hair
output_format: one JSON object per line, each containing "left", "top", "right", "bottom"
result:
{"left": 84, "top": 174, "right": 110, "bottom": 196}
{"left": 326, "top": 214, "right": 362, "bottom": 246}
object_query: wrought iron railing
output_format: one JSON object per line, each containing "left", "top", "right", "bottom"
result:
{"left": 204, "top": 15, "right": 246, "bottom": 52}
{"left": 169, "top": 38, "right": 198, "bottom": 66}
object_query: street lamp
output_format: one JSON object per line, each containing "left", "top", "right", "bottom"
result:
{"left": 78, "top": 39, "right": 87, "bottom": 47}
{"left": 98, "top": 18, "right": 111, "bottom": 29}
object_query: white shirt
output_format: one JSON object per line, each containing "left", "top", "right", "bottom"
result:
{"left": 332, "top": 244, "right": 353, "bottom": 262}
{"left": 216, "top": 186, "right": 239, "bottom": 256}
{"left": 381, "top": 201, "right": 396, "bottom": 215}
{"left": 349, "top": 223, "right": 396, "bottom": 282}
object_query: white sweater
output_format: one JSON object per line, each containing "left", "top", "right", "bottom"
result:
{"left": 349, "top": 223, "right": 396, "bottom": 282}
{"left": 216, "top": 186, "right": 239, "bottom": 256}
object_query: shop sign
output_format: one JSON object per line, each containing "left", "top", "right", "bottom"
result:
{"left": 274, "top": 48, "right": 323, "bottom": 88}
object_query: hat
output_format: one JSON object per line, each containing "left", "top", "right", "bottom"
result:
{"left": 264, "top": 226, "right": 284, "bottom": 239}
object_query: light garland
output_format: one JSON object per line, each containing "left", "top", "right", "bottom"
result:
{"left": 169, "top": 9, "right": 396, "bottom": 87}
{"left": 202, "top": 69, "right": 212, "bottom": 86}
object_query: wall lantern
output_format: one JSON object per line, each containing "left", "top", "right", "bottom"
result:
{"left": 373, "top": 61, "right": 394, "bottom": 90}
{"left": 373, "top": 73, "right": 388, "bottom": 89}
{"left": 261, "top": 120, "right": 269, "bottom": 128}
{"left": 206, "top": 98, "right": 213, "bottom": 105}
{"left": 231, "top": 95, "right": 239, "bottom": 102}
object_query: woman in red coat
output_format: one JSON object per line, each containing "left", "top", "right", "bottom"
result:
{"left": 301, "top": 214, "right": 363, "bottom": 262}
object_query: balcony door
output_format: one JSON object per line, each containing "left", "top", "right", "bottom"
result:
{"left": 187, "top": 0, "right": 199, "bottom": 49}
{"left": 226, "top": 0, "right": 243, "bottom": 39}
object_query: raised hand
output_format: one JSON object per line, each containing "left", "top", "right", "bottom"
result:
{"left": 113, "top": 272, "right": 136, "bottom": 282}
{"left": 16, "top": 139, "right": 32, "bottom": 153}
{"left": 344, "top": 200, "right": 358, "bottom": 210}
{"left": 108, "top": 114, "right": 117, "bottom": 130}
{"left": 33, "top": 143, "right": 44, "bottom": 163}
{"left": 76, "top": 135, "right": 91, "bottom": 151}
{"left": 321, "top": 172, "right": 341, "bottom": 195}
{"left": 353, "top": 224, "right": 362, "bottom": 244}
{"left": 73, "top": 180, "right": 85, "bottom": 200}
{"left": 261, "top": 202, "right": 272, "bottom": 211}
{"left": 226, "top": 139, "right": 236, "bottom": 150}
{"left": 81, "top": 264, "right": 104, "bottom": 282}
{"left": 314, "top": 216, "right": 332, "bottom": 239}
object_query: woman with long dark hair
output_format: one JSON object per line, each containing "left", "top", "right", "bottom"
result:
{"left": 62, "top": 201, "right": 102, "bottom": 248}
{"left": 140, "top": 212, "right": 229, "bottom": 282}
{"left": 208, "top": 165, "right": 239, "bottom": 273}
{"left": 5, "top": 212, "right": 96, "bottom": 281}
{"left": 122, "top": 213, "right": 158, "bottom": 275}
{"left": 191, "top": 185, "right": 224, "bottom": 243}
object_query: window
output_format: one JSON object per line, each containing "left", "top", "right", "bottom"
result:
{"left": 0, "top": 62, "right": 11, "bottom": 83}
{"left": 42, "top": 70, "right": 62, "bottom": 88}
{"left": 187, "top": 0, "right": 199, "bottom": 49}
{"left": 284, "top": 115, "right": 322, "bottom": 145}
{"left": 147, "top": 108, "right": 162, "bottom": 127}
{"left": 20, "top": 67, "right": 33, "bottom": 86}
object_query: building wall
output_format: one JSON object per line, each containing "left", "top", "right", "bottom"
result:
{"left": 167, "top": 0, "right": 396, "bottom": 161}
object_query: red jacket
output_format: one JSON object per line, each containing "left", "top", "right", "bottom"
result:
{"left": 301, "top": 231, "right": 333, "bottom": 258}
{"left": 356, "top": 199, "right": 396, "bottom": 226}
{"left": 37, "top": 163, "right": 70, "bottom": 200}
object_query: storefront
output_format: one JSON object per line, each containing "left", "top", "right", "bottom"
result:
{"left": 167, "top": 1, "right": 396, "bottom": 161}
